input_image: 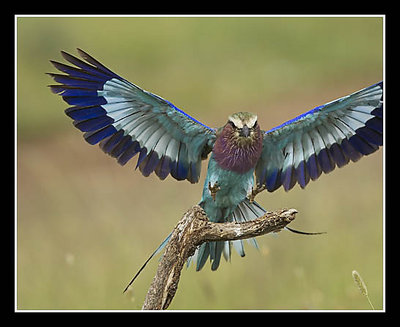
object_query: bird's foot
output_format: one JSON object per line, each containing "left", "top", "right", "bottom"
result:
{"left": 208, "top": 181, "right": 220, "bottom": 201}
{"left": 248, "top": 183, "right": 266, "bottom": 203}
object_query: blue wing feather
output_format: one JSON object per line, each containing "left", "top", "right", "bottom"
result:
{"left": 256, "top": 81, "right": 383, "bottom": 192}
{"left": 49, "top": 49, "right": 216, "bottom": 183}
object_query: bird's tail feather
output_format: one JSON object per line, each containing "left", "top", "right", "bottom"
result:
{"left": 123, "top": 200, "right": 324, "bottom": 290}
{"left": 191, "top": 198, "right": 266, "bottom": 271}
{"left": 123, "top": 232, "right": 172, "bottom": 293}
{"left": 122, "top": 198, "right": 265, "bottom": 291}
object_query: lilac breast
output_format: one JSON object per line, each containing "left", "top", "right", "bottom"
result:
{"left": 213, "top": 125, "right": 263, "bottom": 174}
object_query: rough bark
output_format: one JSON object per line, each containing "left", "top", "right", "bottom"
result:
{"left": 141, "top": 205, "right": 297, "bottom": 310}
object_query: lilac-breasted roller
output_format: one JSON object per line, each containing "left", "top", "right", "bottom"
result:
{"left": 48, "top": 49, "right": 383, "bottom": 273}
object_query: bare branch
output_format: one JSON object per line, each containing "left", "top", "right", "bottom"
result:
{"left": 141, "top": 205, "right": 297, "bottom": 310}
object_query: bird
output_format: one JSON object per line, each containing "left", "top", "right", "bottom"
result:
{"left": 48, "top": 48, "right": 383, "bottom": 274}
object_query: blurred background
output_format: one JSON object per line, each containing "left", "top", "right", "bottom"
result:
{"left": 17, "top": 16, "right": 383, "bottom": 310}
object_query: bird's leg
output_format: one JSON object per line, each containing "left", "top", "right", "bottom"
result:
{"left": 208, "top": 181, "right": 220, "bottom": 201}
{"left": 248, "top": 183, "right": 266, "bottom": 203}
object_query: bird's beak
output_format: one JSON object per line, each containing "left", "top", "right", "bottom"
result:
{"left": 241, "top": 125, "right": 250, "bottom": 137}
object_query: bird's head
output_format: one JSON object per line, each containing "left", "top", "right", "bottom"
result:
{"left": 226, "top": 112, "right": 259, "bottom": 139}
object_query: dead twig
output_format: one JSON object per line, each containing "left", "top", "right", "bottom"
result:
{"left": 141, "top": 205, "right": 297, "bottom": 310}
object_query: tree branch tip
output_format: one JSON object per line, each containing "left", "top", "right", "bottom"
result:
{"left": 283, "top": 208, "right": 298, "bottom": 220}
{"left": 141, "top": 205, "right": 299, "bottom": 310}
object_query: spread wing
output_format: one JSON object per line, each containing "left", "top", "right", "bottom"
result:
{"left": 255, "top": 81, "right": 383, "bottom": 192}
{"left": 49, "top": 49, "right": 216, "bottom": 183}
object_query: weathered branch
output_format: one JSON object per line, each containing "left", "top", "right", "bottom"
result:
{"left": 141, "top": 205, "right": 297, "bottom": 310}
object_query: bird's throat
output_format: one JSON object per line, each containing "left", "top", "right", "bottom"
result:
{"left": 213, "top": 124, "right": 263, "bottom": 173}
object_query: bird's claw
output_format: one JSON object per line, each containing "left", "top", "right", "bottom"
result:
{"left": 208, "top": 181, "right": 220, "bottom": 201}
{"left": 248, "top": 183, "right": 266, "bottom": 203}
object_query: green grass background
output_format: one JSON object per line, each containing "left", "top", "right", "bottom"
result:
{"left": 17, "top": 16, "right": 383, "bottom": 310}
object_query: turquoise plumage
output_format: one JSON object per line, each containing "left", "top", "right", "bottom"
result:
{"left": 197, "top": 153, "right": 264, "bottom": 270}
{"left": 48, "top": 49, "right": 383, "bottom": 274}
